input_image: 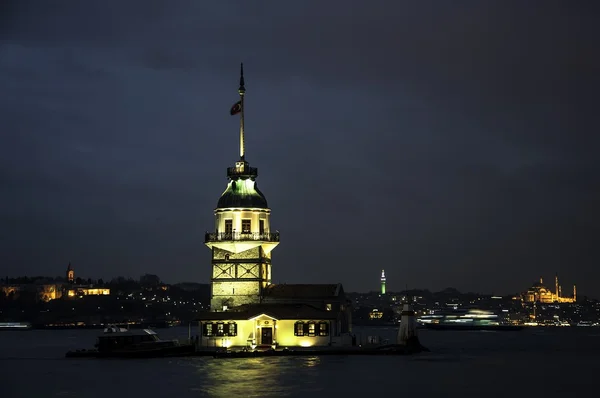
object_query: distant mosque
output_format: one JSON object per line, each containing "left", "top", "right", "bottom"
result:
{"left": 197, "top": 65, "right": 352, "bottom": 348}
{"left": 522, "top": 274, "right": 576, "bottom": 304}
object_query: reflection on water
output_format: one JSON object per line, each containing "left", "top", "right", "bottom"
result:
{"left": 2, "top": 327, "right": 600, "bottom": 397}
{"left": 198, "top": 356, "right": 323, "bottom": 397}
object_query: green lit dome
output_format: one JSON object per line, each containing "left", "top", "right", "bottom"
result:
{"left": 217, "top": 178, "right": 268, "bottom": 209}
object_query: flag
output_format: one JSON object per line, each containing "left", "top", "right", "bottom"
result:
{"left": 230, "top": 100, "right": 242, "bottom": 115}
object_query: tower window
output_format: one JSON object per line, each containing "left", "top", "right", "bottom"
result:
{"left": 242, "top": 219, "right": 251, "bottom": 233}
{"left": 224, "top": 220, "right": 233, "bottom": 234}
{"left": 259, "top": 220, "right": 265, "bottom": 234}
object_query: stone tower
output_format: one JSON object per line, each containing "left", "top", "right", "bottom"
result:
{"left": 205, "top": 64, "right": 280, "bottom": 312}
{"left": 66, "top": 263, "right": 74, "bottom": 284}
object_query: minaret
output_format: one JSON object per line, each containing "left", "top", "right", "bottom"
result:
{"left": 380, "top": 270, "right": 386, "bottom": 295}
{"left": 573, "top": 284, "right": 577, "bottom": 302}
{"left": 555, "top": 274, "right": 559, "bottom": 300}
{"left": 205, "top": 64, "right": 280, "bottom": 311}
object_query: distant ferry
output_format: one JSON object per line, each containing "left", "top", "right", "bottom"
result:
{"left": 0, "top": 322, "right": 32, "bottom": 331}
{"left": 577, "top": 321, "right": 599, "bottom": 327}
{"left": 423, "top": 323, "right": 524, "bottom": 331}
{"left": 418, "top": 309, "right": 523, "bottom": 331}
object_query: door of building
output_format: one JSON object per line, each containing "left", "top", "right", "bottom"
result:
{"left": 261, "top": 327, "right": 273, "bottom": 345}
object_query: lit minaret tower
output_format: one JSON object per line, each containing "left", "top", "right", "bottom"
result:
{"left": 381, "top": 270, "right": 386, "bottom": 295}
{"left": 205, "top": 64, "right": 280, "bottom": 311}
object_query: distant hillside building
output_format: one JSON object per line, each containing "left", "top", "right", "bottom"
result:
{"left": 198, "top": 65, "right": 352, "bottom": 348}
{"left": 1, "top": 264, "right": 109, "bottom": 302}
{"left": 62, "top": 263, "right": 110, "bottom": 298}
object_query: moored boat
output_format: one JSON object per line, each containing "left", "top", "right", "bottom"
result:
{"left": 65, "top": 325, "right": 195, "bottom": 358}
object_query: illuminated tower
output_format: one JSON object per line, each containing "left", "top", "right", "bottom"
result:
{"left": 555, "top": 274, "right": 560, "bottom": 300}
{"left": 66, "top": 263, "right": 74, "bottom": 284}
{"left": 205, "top": 64, "right": 280, "bottom": 311}
{"left": 573, "top": 284, "right": 577, "bottom": 302}
{"left": 380, "top": 270, "right": 386, "bottom": 295}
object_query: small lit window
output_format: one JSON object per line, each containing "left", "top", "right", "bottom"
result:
{"left": 308, "top": 322, "right": 316, "bottom": 337}
{"left": 319, "top": 322, "right": 329, "bottom": 336}
{"left": 203, "top": 323, "right": 213, "bottom": 336}
{"left": 227, "top": 322, "right": 237, "bottom": 337}
{"left": 224, "top": 220, "right": 233, "bottom": 234}
{"left": 242, "top": 219, "right": 251, "bottom": 233}
{"left": 216, "top": 322, "right": 225, "bottom": 336}
{"left": 294, "top": 322, "right": 304, "bottom": 336}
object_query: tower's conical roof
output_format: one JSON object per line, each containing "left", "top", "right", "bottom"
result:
{"left": 217, "top": 177, "right": 268, "bottom": 209}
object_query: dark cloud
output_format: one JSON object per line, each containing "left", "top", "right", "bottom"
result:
{"left": 1, "top": 0, "right": 598, "bottom": 296}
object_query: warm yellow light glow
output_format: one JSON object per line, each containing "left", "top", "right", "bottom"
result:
{"left": 248, "top": 313, "right": 278, "bottom": 322}
{"left": 299, "top": 340, "right": 314, "bottom": 347}
{"left": 67, "top": 288, "right": 110, "bottom": 297}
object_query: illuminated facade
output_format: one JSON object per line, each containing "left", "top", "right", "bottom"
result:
{"left": 205, "top": 64, "right": 279, "bottom": 311}
{"left": 1, "top": 284, "right": 63, "bottom": 302}
{"left": 1, "top": 263, "right": 110, "bottom": 302}
{"left": 369, "top": 309, "right": 383, "bottom": 320}
{"left": 523, "top": 275, "right": 576, "bottom": 304}
{"left": 199, "top": 65, "right": 352, "bottom": 348}
{"left": 198, "top": 304, "right": 350, "bottom": 348}
{"left": 66, "top": 287, "right": 110, "bottom": 297}
{"left": 62, "top": 263, "right": 110, "bottom": 298}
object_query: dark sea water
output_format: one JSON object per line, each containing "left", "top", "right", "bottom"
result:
{"left": 1, "top": 326, "right": 598, "bottom": 397}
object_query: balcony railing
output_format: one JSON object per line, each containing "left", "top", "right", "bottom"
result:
{"left": 205, "top": 231, "right": 280, "bottom": 243}
{"left": 227, "top": 166, "right": 258, "bottom": 178}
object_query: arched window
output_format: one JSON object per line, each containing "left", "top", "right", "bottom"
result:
{"left": 307, "top": 322, "right": 316, "bottom": 337}
{"left": 294, "top": 321, "right": 304, "bottom": 336}
{"left": 202, "top": 322, "right": 213, "bottom": 336}
{"left": 319, "top": 322, "right": 329, "bottom": 336}
{"left": 227, "top": 322, "right": 237, "bottom": 337}
{"left": 216, "top": 322, "right": 225, "bottom": 336}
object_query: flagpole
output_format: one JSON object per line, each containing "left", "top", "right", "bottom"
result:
{"left": 238, "top": 63, "right": 245, "bottom": 160}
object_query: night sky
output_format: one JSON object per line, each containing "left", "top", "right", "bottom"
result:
{"left": 1, "top": 1, "right": 598, "bottom": 296}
